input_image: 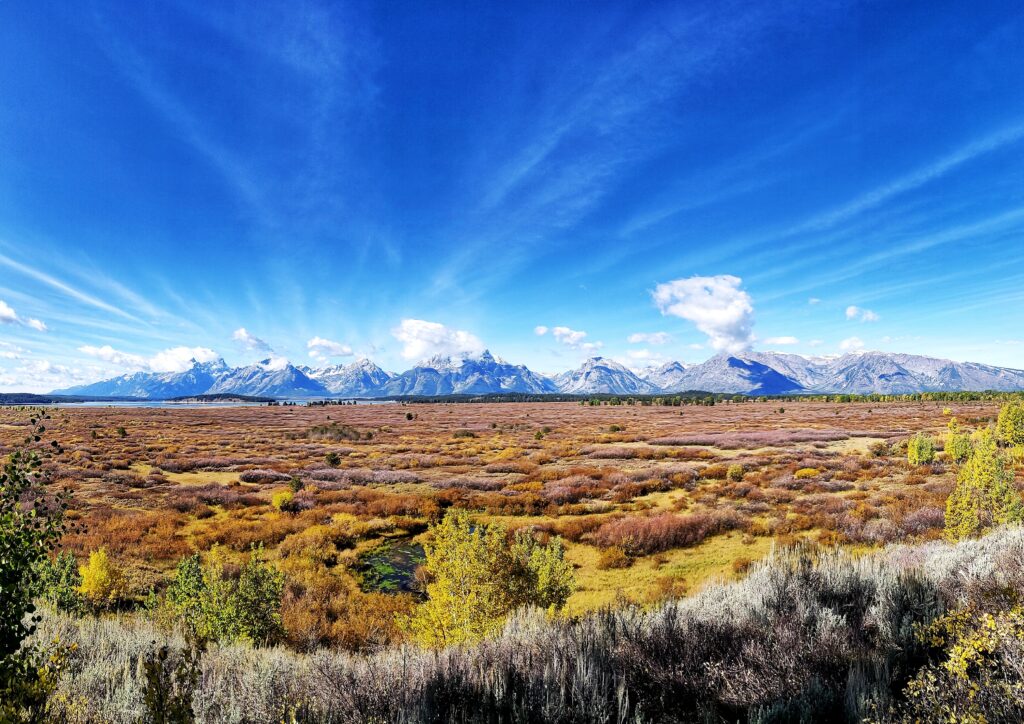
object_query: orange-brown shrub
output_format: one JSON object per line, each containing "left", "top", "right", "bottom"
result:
{"left": 597, "top": 547, "right": 632, "bottom": 569}
{"left": 591, "top": 510, "right": 745, "bottom": 555}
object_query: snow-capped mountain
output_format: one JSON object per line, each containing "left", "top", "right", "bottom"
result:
{"left": 554, "top": 357, "right": 658, "bottom": 395}
{"left": 307, "top": 358, "right": 392, "bottom": 395}
{"left": 207, "top": 358, "right": 328, "bottom": 397}
{"left": 814, "top": 352, "right": 1024, "bottom": 394}
{"left": 660, "top": 354, "right": 805, "bottom": 394}
{"left": 738, "top": 351, "right": 829, "bottom": 389}
{"left": 55, "top": 359, "right": 230, "bottom": 398}
{"left": 383, "top": 350, "right": 557, "bottom": 396}
{"left": 661, "top": 351, "right": 1024, "bottom": 395}
{"left": 641, "top": 361, "right": 690, "bottom": 391}
{"left": 50, "top": 350, "right": 1024, "bottom": 399}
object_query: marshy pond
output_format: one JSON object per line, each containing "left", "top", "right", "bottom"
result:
{"left": 357, "top": 539, "right": 426, "bottom": 595}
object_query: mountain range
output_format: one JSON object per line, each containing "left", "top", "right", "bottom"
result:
{"left": 53, "top": 350, "right": 1024, "bottom": 399}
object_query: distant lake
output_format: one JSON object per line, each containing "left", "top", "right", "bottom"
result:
{"left": 47, "top": 399, "right": 398, "bottom": 409}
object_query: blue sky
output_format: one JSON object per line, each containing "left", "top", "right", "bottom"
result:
{"left": 1, "top": 0, "right": 1023, "bottom": 391}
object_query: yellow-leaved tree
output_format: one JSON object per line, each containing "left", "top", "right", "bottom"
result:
{"left": 907, "top": 433, "right": 935, "bottom": 466}
{"left": 944, "top": 428, "right": 1024, "bottom": 541}
{"left": 944, "top": 417, "right": 972, "bottom": 464}
{"left": 404, "top": 508, "right": 574, "bottom": 648}
{"left": 996, "top": 401, "right": 1024, "bottom": 447}
{"left": 78, "top": 547, "right": 127, "bottom": 610}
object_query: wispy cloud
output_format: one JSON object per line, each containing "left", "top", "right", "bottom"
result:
{"left": 89, "top": 0, "right": 380, "bottom": 238}
{"left": 232, "top": 328, "right": 274, "bottom": 354}
{"left": 627, "top": 332, "right": 671, "bottom": 345}
{"left": 845, "top": 305, "right": 879, "bottom": 322}
{"left": 787, "top": 121, "right": 1024, "bottom": 236}
{"left": 0, "top": 253, "right": 137, "bottom": 320}
{"left": 429, "top": 2, "right": 843, "bottom": 300}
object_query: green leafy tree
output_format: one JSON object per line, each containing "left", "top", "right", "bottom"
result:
{"left": 166, "top": 546, "right": 284, "bottom": 646}
{"left": 405, "top": 509, "right": 575, "bottom": 647}
{"left": 509, "top": 530, "right": 575, "bottom": 610}
{"left": 996, "top": 401, "right": 1024, "bottom": 446}
{"left": 33, "top": 551, "right": 83, "bottom": 614}
{"left": 229, "top": 550, "right": 286, "bottom": 645}
{"left": 945, "top": 428, "right": 1024, "bottom": 541}
{"left": 0, "top": 412, "right": 68, "bottom": 721}
{"left": 907, "top": 433, "right": 935, "bottom": 466}
{"left": 944, "top": 417, "right": 973, "bottom": 464}
{"left": 166, "top": 554, "right": 205, "bottom": 632}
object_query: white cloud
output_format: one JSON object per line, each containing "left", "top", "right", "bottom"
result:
{"left": 79, "top": 344, "right": 219, "bottom": 373}
{"left": 0, "top": 299, "right": 47, "bottom": 332}
{"left": 260, "top": 356, "right": 290, "bottom": 372}
{"left": 149, "top": 346, "right": 220, "bottom": 372}
{"left": 0, "top": 358, "right": 98, "bottom": 394}
{"left": 551, "top": 326, "right": 586, "bottom": 346}
{"left": 764, "top": 336, "right": 799, "bottom": 345}
{"left": 534, "top": 325, "right": 549, "bottom": 336}
{"left": 617, "top": 348, "right": 669, "bottom": 372}
{"left": 232, "top": 327, "right": 273, "bottom": 353}
{"left": 78, "top": 344, "right": 148, "bottom": 369}
{"left": 625, "top": 348, "right": 667, "bottom": 362}
{"left": 541, "top": 325, "right": 603, "bottom": 353}
{"left": 687, "top": 343, "right": 705, "bottom": 350}
{"left": 653, "top": 275, "right": 754, "bottom": 353}
{"left": 0, "top": 342, "right": 26, "bottom": 360}
{"left": 845, "top": 305, "right": 879, "bottom": 322}
{"left": 808, "top": 339, "right": 823, "bottom": 347}
{"left": 391, "top": 319, "right": 485, "bottom": 361}
{"left": 839, "top": 336, "right": 865, "bottom": 352}
{"left": 0, "top": 300, "right": 16, "bottom": 324}
{"left": 808, "top": 297, "right": 821, "bottom": 305}
{"left": 627, "top": 332, "right": 671, "bottom": 345}
{"left": 307, "top": 336, "right": 354, "bottom": 360}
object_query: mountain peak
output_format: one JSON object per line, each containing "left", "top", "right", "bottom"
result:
{"left": 50, "top": 350, "right": 1024, "bottom": 399}
{"left": 258, "top": 356, "right": 291, "bottom": 372}
{"left": 556, "top": 357, "right": 656, "bottom": 395}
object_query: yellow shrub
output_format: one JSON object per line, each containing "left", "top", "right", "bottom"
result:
{"left": 508, "top": 481, "right": 543, "bottom": 492}
{"left": 78, "top": 548, "right": 127, "bottom": 609}
{"left": 489, "top": 446, "right": 524, "bottom": 462}
{"left": 794, "top": 468, "right": 819, "bottom": 479}
{"left": 272, "top": 489, "right": 295, "bottom": 512}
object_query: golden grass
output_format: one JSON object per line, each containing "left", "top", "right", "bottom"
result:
{"left": 564, "top": 532, "right": 774, "bottom": 613}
